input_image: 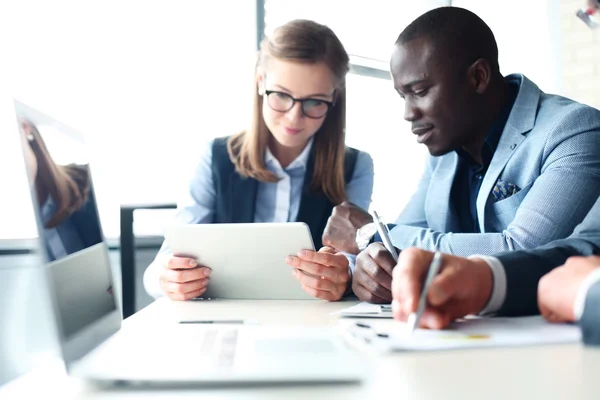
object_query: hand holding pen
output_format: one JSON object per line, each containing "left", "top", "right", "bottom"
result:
{"left": 352, "top": 211, "right": 399, "bottom": 304}
{"left": 372, "top": 211, "right": 398, "bottom": 262}
{"left": 391, "top": 248, "right": 495, "bottom": 331}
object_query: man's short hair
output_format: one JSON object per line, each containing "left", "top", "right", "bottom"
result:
{"left": 396, "top": 7, "right": 500, "bottom": 74}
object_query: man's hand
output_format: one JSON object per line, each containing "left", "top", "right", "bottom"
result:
{"left": 322, "top": 201, "right": 373, "bottom": 255}
{"left": 286, "top": 247, "right": 350, "bottom": 301}
{"left": 391, "top": 248, "right": 493, "bottom": 329}
{"left": 159, "top": 256, "right": 211, "bottom": 301}
{"left": 352, "top": 243, "right": 396, "bottom": 303}
{"left": 538, "top": 255, "right": 600, "bottom": 323}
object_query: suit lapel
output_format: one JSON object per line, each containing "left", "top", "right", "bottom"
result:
{"left": 426, "top": 153, "right": 460, "bottom": 232}
{"left": 229, "top": 172, "right": 258, "bottom": 223}
{"left": 476, "top": 74, "right": 540, "bottom": 230}
{"left": 297, "top": 188, "right": 329, "bottom": 249}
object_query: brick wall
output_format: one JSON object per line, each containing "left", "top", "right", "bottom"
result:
{"left": 560, "top": 0, "right": 600, "bottom": 109}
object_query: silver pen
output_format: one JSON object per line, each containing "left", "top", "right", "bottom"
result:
{"left": 372, "top": 210, "right": 398, "bottom": 262}
{"left": 407, "top": 251, "right": 443, "bottom": 335}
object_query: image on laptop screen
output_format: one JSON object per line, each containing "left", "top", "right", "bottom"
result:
{"left": 15, "top": 101, "right": 118, "bottom": 341}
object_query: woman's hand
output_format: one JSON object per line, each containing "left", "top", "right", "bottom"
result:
{"left": 159, "top": 256, "right": 212, "bottom": 301}
{"left": 286, "top": 246, "right": 350, "bottom": 301}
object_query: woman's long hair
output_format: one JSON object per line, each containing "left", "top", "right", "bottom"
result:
{"left": 24, "top": 121, "right": 90, "bottom": 228}
{"left": 227, "top": 19, "right": 350, "bottom": 205}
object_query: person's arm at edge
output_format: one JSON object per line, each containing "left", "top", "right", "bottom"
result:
{"left": 143, "top": 139, "right": 217, "bottom": 299}
{"left": 477, "top": 234, "right": 600, "bottom": 317}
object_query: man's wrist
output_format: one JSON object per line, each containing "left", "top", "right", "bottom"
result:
{"left": 468, "top": 255, "right": 507, "bottom": 315}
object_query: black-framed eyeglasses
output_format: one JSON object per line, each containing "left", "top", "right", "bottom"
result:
{"left": 264, "top": 90, "right": 335, "bottom": 119}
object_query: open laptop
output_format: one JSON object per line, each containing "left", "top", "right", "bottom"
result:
{"left": 13, "top": 100, "right": 365, "bottom": 385}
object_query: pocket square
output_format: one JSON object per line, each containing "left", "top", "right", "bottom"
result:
{"left": 491, "top": 179, "right": 521, "bottom": 202}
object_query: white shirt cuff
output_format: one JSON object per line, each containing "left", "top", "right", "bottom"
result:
{"left": 341, "top": 252, "right": 356, "bottom": 295}
{"left": 143, "top": 257, "right": 168, "bottom": 300}
{"left": 342, "top": 252, "right": 357, "bottom": 273}
{"left": 469, "top": 255, "right": 507, "bottom": 315}
{"left": 573, "top": 268, "right": 600, "bottom": 320}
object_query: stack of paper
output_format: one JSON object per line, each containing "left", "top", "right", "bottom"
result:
{"left": 339, "top": 316, "right": 581, "bottom": 352}
{"left": 333, "top": 302, "right": 393, "bottom": 318}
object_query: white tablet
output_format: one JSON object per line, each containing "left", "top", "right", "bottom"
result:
{"left": 162, "top": 222, "right": 317, "bottom": 300}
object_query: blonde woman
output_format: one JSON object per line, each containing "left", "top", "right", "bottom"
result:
{"left": 144, "top": 19, "right": 374, "bottom": 302}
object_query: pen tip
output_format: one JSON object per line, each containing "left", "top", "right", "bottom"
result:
{"left": 406, "top": 313, "right": 417, "bottom": 334}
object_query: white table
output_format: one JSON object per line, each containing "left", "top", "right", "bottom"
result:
{"left": 2, "top": 298, "right": 599, "bottom": 399}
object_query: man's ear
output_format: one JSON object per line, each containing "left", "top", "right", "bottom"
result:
{"left": 467, "top": 58, "right": 492, "bottom": 94}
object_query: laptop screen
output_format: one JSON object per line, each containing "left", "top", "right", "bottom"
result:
{"left": 15, "top": 101, "right": 118, "bottom": 341}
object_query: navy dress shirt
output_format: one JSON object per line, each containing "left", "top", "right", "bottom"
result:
{"left": 451, "top": 83, "right": 519, "bottom": 233}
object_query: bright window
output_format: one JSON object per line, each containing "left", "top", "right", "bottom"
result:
{"left": 264, "top": 0, "right": 451, "bottom": 63}
{"left": 0, "top": 0, "right": 561, "bottom": 241}
{"left": 0, "top": 0, "right": 257, "bottom": 240}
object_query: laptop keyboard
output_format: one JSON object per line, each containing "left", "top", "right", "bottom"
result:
{"left": 197, "top": 328, "right": 239, "bottom": 369}
{"left": 90, "top": 327, "right": 240, "bottom": 374}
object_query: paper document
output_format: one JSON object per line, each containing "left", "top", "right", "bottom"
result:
{"left": 340, "top": 316, "right": 581, "bottom": 352}
{"left": 333, "top": 302, "right": 393, "bottom": 318}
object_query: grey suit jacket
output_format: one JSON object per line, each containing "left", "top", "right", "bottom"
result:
{"left": 390, "top": 74, "right": 600, "bottom": 256}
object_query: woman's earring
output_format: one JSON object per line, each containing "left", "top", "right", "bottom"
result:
{"left": 27, "top": 133, "right": 34, "bottom": 142}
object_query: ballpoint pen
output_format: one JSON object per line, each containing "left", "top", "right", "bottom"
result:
{"left": 372, "top": 210, "right": 398, "bottom": 262}
{"left": 407, "top": 251, "right": 443, "bottom": 335}
{"left": 577, "top": 4, "right": 599, "bottom": 29}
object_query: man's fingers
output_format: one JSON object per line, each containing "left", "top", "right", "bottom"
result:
{"left": 361, "top": 274, "right": 392, "bottom": 300}
{"left": 418, "top": 308, "right": 453, "bottom": 330}
{"left": 393, "top": 248, "right": 435, "bottom": 314}
{"left": 538, "top": 300, "right": 552, "bottom": 322}
{"left": 165, "top": 255, "right": 202, "bottom": 270}
{"left": 162, "top": 266, "right": 211, "bottom": 283}
{"left": 352, "top": 281, "right": 390, "bottom": 304}
{"left": 353, "top": 269, "right": 392, "bottom": 303}
{"left": 426, "top": 266, "right": 462, "bottom": 307}
{"left": 366, "top": 243, "right": 396, "bottom": 276}
{"left": 358, "top": 244, "right": 393, "bottom": 291}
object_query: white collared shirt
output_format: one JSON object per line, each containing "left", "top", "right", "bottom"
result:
{"left": 257, "top": 138, "right": 314, "bottom": 223}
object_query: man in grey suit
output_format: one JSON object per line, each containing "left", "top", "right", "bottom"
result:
{"left": 322, "top": 7, "right": 600, "bottom": 303}
{"left": 390, "top": 196, "right": 600, "bottom": 345}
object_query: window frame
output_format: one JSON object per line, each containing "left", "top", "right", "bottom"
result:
{"left": 256, "top": 0, "right": 396, "bottom": 82}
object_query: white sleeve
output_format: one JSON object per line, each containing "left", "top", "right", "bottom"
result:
{"left": 574, "top": 269, "right": 600, "bottom": 320}
{"left": 469, "top": 255, "right": 508, "bottom": 315}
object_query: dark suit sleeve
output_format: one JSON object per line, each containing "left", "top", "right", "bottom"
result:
{"left": 580, "top": 280, "right": 600, "bottom": 346}
{"left": 494, "top": 198, "right": 600, "bottom": 316}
